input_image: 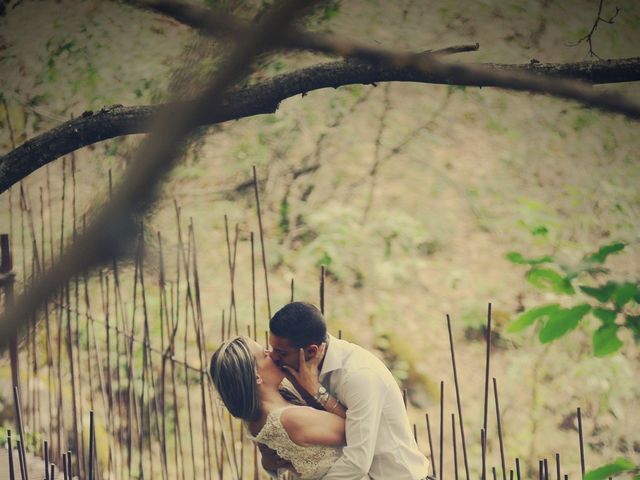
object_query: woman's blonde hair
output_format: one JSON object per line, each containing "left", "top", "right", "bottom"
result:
{"left": 209, "top": 336, "right": 260, "bottom": 422}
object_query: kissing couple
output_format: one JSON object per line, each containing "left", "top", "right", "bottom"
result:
{"left": 210, "top": 302, "right": 433, "bottom": 479}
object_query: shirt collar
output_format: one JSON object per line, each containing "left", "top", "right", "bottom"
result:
{"left": 319, "top": 334, "right": 343, "bottom": 378}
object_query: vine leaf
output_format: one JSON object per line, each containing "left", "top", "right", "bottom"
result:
{"left": 527, "top": 268, "right": 575, "bottom": 294}
{"left": 583, "top": 457, "right": 635, "bottom": 480}
{"left": 592, "top": 308, "right": 616, "bottom": 325}
{"left": 583, "top": 242, "right": 625, "bottom": 264}
{"left": 580, "top": 281, "right": 639, "bottom": 307}
{"left": 593, "top": 324, "right": 623, "bottom": 356}
{"left": 505, "top": 252, "right": 553, "bottom": 265}
{"left": 539, "top": 304, "right": 591, "bottom": 343}
{"left": 612, "top": 281, "right": 638, "bottom": 309}
{"left": 508, "top": 304, "right": 560, "bottom": 333}
{"left": 626, "top": 315, "right": 640, "bottom": 341}
{"left": 579, "top": 282, "right": 617, "bottom": 302}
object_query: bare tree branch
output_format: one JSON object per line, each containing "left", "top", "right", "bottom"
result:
{"left": 143, "top": 0, "right": 640, "bottom": 119}
{"left": 2, "top": 56, "right": 639, "bottom": 193}
{"left": 0, "top": 0, "right": 318, "bottom": 348}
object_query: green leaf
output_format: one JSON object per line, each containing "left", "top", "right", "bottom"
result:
{"left": 527, "top": 268, "right": 575, "bottom": 294}
{"left": 579, "top": 282, "right": 617, "bottom": 303}
{"left": 593, "top": 324, "right": 624, "bottom": 356}
{"left": 612, "top": 282, "right": 638, "bottom": 308}
{"left": 592, "top": 308, "right": 616, "bottom": 325}
{"left": 584, "top": 242, "right": 625, "bottom": 264}
{"left": 539, "top": 304, "right": 591, "bottom": 343}
{"left": 584, "top": 458, "right": 635, "bottom": 480}
{"left": 625, "top": 315, "right": 640, "bottom": 341}
{"left": 530, "top": 225, "right": 549, "bottom": 236}
{"left": 508, "top": 304, "right": 560, "bottom": 333}
{"left": 505, "top": 252, "right": 553, "bottom": 265}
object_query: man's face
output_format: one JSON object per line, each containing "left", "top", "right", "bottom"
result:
{"left": 269, "top": 333, "right": 314, "bottom": 371}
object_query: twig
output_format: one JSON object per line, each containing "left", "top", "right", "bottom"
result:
{"left": 568, "top": 0, "right": 621, "bottom": 58}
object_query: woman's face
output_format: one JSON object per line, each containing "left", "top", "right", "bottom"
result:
{"left": 247, "top": 338, "right": 285, "bottom": 386}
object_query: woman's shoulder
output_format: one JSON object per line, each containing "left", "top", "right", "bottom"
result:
{"left": 279, "top": 406, "right": 319, "bottom": 444}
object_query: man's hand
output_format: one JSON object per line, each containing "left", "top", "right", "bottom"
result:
{"left": 258, "top": 443, "right": 294, "bottom": 475}
{"left": 281, "top": 342, "right": 326, "bottom": 396}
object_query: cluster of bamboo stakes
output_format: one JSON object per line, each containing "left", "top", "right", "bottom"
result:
{"left": 1, "top": 161, "right": 598, "bottom": 479}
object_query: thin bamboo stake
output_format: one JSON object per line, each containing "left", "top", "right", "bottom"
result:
{"left": 8, "top": 430, "right": 16, "bottom": 480}
{"left": 577, "top": 408, "right": 585, "bottom": 478}
{"left": 44, "top": 440, "right": 49, "bottom": 480}
{"left": 14, "top": 386, "right": 30, "bottom": 480}
{"left": 446, "top": 314, "right": 470, "bottom": 480}
{"left": 88, "top": 411, "right": 95, "bottom": 480}
{"left": 41, "top": 188, "right": 54, "bottom": 447}
{"left": 493, "top": 378, "right": 507, "bottom": 480}
{"left": 452, "top": 413, "right": 458, "bottom": 480}
{"left": 440, "top": 381, "right": 444, "bottom": 480}
{"left": 320, "top": 265, "right": 325, "bottom": 314}
{"left": 71, "top": 155, "right": 85, "bottom": 478}
{"left": 190, "top": 221, "right": 213, "bottom": 480}
{"left": 253, "top": 165, "right": 271, "bottom": 319}
{"left": 99, "top": 271, "right": 115, "bottom": 476}
{"left": 481, "top": 429, "right": 486, "bottom": 480}
{"left": 544, "top": 458, "right": 549, "bottom": 480}
{"left": 18, "top": 185, "right": 30, "bottom": 436}
{"left": 158, "top": 232, "right": 169, "bottom": 474}
{"left": 64, "top": 282, "right": 81, "bottom": 476}
{"left": 16, "top": 439, "right": 26, "bottom": 480}
{"left": 55, "top": 280, "right": 63, "bottom": 460}
{"left": 251, "top": 232, "right": 257, "bottom": 340}
{"left": 224, "top": 216, "right": 239, "bottom": 335}
{"left": 87, "top": 270, "right": 115, "bottom": 479}
{"left": 425, "top": 413, "right": 436, "bottom": 478}
{"left": 483, "top": 303, "right": 492, "bottom": 435}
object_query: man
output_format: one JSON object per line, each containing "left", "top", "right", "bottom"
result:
{"left": 268, "top": 301, "right": 432, "bottom": 480}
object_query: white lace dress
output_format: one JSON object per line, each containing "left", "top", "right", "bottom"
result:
{"left": 250, "top": 406, "right": 342, "bottom": 480}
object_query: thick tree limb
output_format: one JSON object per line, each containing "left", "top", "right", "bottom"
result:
{"left": 1, "top": 56, "right": 639, "bottom": 193}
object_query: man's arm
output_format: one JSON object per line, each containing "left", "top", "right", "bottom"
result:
{"left": 322, "top": 369, "right": 386, "bottom": 479}
{"left": 257, "top": 443, "right": 295, "bottom": 477}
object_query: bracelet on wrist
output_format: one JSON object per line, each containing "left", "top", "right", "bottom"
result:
{"left": 314, "top": 385, "right": 330, "bottom": 406}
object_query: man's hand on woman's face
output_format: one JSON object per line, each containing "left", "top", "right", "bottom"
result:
{"left": 281, "top": 342, "right": 326, "bottom": 395}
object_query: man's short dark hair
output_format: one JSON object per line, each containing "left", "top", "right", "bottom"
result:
{"left": 269, "top": 302, "right": 327, "bottom": 348}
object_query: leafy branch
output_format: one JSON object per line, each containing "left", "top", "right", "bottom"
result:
{"left": 507, "top": 241, "right": 639, "bottom": 356}
{"left": 584, "top": 457, "right": 639, "bottom": 480}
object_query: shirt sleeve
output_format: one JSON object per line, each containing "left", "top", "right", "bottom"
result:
{"left": 322, "top": 368, "right": 386, "bottom": 479}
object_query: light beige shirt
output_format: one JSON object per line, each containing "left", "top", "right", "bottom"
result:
{"left": 319, "top": 335, "right": 430, "bottom": 480}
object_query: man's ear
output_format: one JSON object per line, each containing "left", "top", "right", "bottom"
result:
{"left": 304, "top": 344, "right": 319, "bottom": 360}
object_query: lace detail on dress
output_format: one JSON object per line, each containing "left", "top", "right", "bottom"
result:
{"left": 252, "top": 406, "right": 342, "bottom": 480}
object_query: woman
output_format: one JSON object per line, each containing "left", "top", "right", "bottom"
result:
{"left": 209, "top": 336, "right": 346, "bottom": 479}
